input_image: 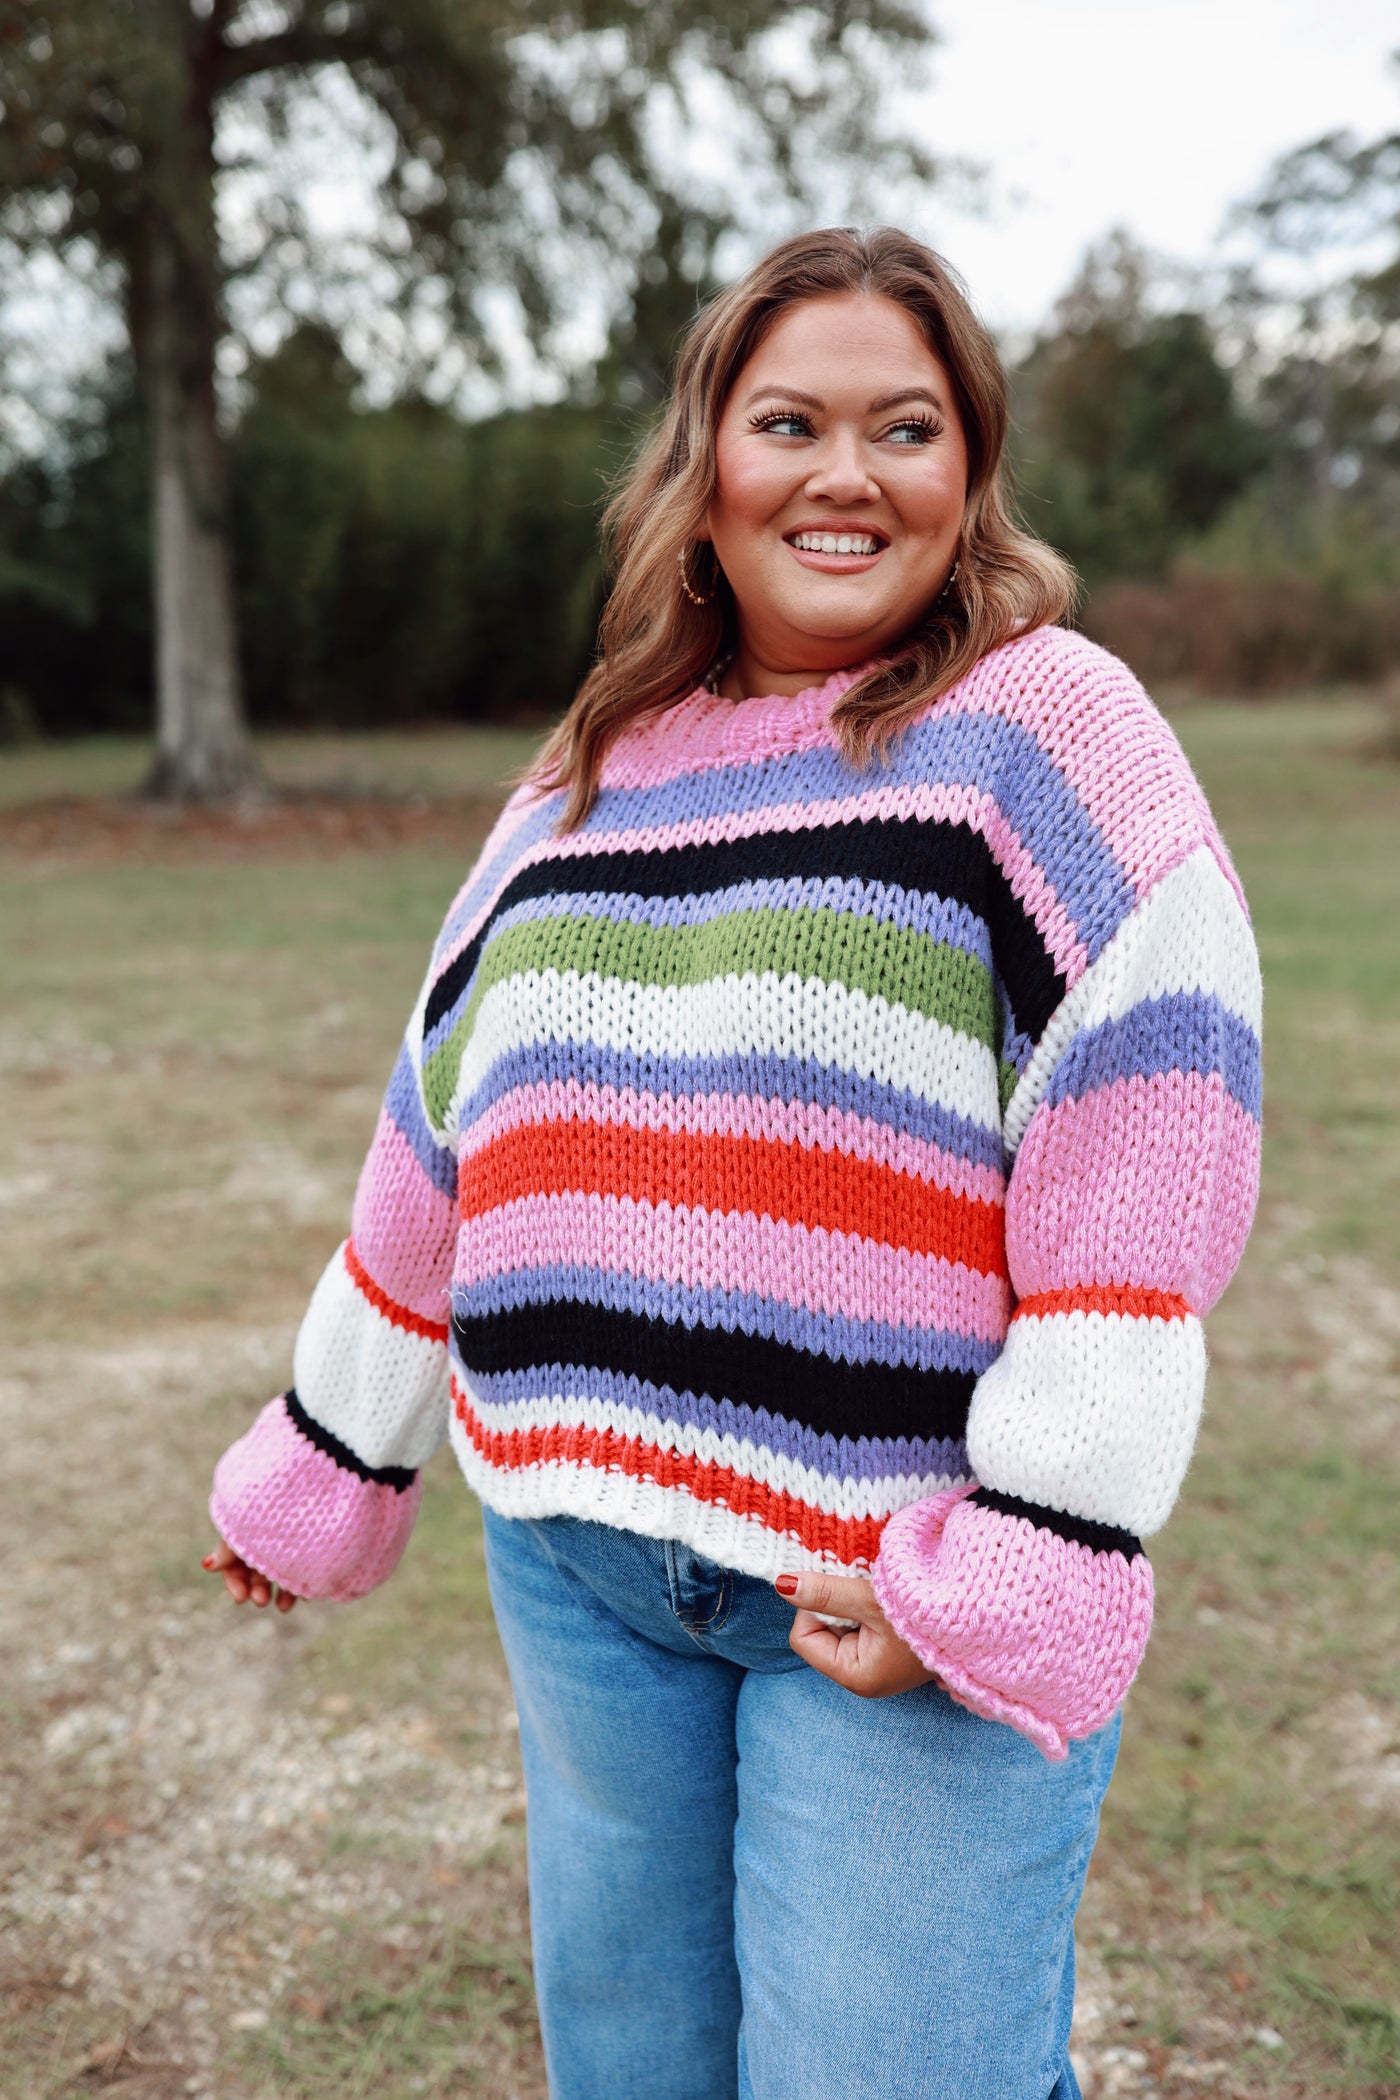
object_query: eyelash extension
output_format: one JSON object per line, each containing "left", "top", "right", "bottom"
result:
{"left": 884, "top": 413, "right": 940, "bottom": 442}
{"left": 748, "top": 408, "right": 942, "bottom": 442}
{"left": 748, "top": 408, "right": 814, "bottom": 434}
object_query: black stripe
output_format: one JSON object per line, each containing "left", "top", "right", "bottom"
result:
{"left": 451, "top": 1304, "right": 975, "bottom": 1447}
{"left": 425, "top": 819, "right": 1064, "bottom": 1047}
{"left": 284, "top": 1389, "right": 418, "bottom": 1493}
{"left": 969, "top": 1486, "right": 1143, "bottom": 1560}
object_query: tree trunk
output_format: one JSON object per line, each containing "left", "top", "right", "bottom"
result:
{"left": 139, "top": 222, "right": 261, "bottom": 800}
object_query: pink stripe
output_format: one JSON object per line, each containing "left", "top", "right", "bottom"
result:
{"left": 1185, "top": 1090, "right": 1261, "bottom": 1313}
{"left": 958, "top": 629, "right": 1238, "bottom": 904}
{"left": 598, "top": 670, "right": 863, "bottom": 790}
{"left": 351, "top": 1115, "right": 458, "bottom": 1320}
{"left": 508, "top": 630, "right": 1239, "bottom": 918}
{"left": 550, "top": 777, "right": 975, "bottom": 859}
{"left": 557, "top": 627, "right": 1239, "bottom": 913}
{"left": 458, "top": 1078, "right": 1005, "bottom": 1204}
{"left": 431, "top": 784, "right": 562, "bottom": 981}
{"left": 455, "top": 1190, "right": 1012, "bottom": 1339}
{"left": 1008, "top": 1071, "right": 1260, "bottom": 1308}
{"left": 974, "top": 796, "right": 1090, "bottom": 986}
{"left": 211, "top": 1396, "right": 422, "bottom": 1602}
{"left": 872, "top": 1485, "right": 1154, "bottom": 1761}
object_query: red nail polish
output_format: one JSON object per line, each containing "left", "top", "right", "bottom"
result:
{"left": 201, "top": 1555, "right": 217, "bottom": 1569}
{"left": 775, "top": 1574, "right": 799, "bottom": 1597}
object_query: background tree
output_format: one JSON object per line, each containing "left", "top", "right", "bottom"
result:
{"left": 0, "top": 0, "right": 938, "bottom": 796}
{"left": 232, "top": 324, "right": 614, "bottom": 726}
{"left": 1224, "top": 97, "right": 1400, "bottom": 560}
{"left": 1013, "top": 231, "right": 1264, "bottom": 587}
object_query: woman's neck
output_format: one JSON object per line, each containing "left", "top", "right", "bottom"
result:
{"left": 716, "top": 640, "right": 857, "bottom": 703}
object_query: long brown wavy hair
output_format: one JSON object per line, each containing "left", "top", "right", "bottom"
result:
{"left": 536, "top": 226, "right": 1077, "bottom": 828}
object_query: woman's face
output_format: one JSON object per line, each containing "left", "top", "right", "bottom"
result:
{"left": 704, "top": 292, "right": 969, "bottom": 682}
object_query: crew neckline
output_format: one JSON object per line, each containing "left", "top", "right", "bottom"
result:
{"left": 693, "top": 660, "right": 875, "bottom": 740}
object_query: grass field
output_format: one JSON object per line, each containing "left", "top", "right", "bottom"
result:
{"left": 2, "top": 700, "right": 1397, "bottom": 2100}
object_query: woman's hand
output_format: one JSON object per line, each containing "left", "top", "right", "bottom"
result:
{"left": 202, "top": 1538, "right": 298, "bottom": 1613}
{"left": 776, "top": 1571, "right": 942, "bottom": 1698}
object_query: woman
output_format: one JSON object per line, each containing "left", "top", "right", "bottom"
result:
{"left": 206, "top": 227, "right": 1262, "bottom": 2099}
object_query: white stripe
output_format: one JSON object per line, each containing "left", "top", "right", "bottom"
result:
{"left": 453, "top": 1374, "right": 964, "bottom": 1522}
{"left": 449, "top": 1414, "right": 943, "bottom": 1579}
{"left": 966, "top": 1310, "right": 1205, "bottom": 1537}
{"left": 453, "top": 968, "right": 1000, "bottom": 1133}
{"left": 293, "top": 1244, "right": 451, "bottom": 1471}
{"left": 1004, "top": 847, "right": 1261, "bottom": 1157}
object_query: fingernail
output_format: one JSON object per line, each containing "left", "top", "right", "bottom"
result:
{"left": 775, "top": 1574, "right": 799, "bottom": 1597}
{"left": 201, "top": 1555, "right": 217, "bottom": 1569}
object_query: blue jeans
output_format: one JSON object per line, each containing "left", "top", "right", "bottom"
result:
{"left": 483, "top": 1509, "right": 1119, "bottom": 2100}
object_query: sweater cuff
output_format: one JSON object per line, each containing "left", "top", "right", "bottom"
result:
{"left": 211, "top": 1391, "right": 423, "bottom": 1602}
{"left": 871, "top": 1484, "right": 1153, "bottom": 1761}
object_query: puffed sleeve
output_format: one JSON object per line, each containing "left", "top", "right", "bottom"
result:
{"left": 872, "top": 843, "right": 1262, "bottom": 1757}
{"left": 209, "top": 967, "right": 457, "bottom": 1601}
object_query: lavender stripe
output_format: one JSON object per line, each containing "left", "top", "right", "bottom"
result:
{"left": 434, "top": 791, "right": 563, "bottom": 953}
{"left": 383, "top": 1044, "right": 458, "bottom": 1198}
{"left": 457, "top": 1039, "right": 1007, "bottom": 1172}
{"left": 905, "top": 711, "right": 1136, "bottom": 960}
{"left": 453, "top": 874, "right": 993, "bottom": 962}
{"left": 450, "top": 1265, "right": 1001, "bottom": 1374}
{"left": 1046, "top": 993, "right": 1262, "bottom": 1118}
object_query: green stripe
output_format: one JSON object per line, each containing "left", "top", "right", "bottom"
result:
{"left": 423, "top": 904, "right": 997, "bottom": 1118}
{"left": 998, "top": 1057, "right": 1020, "bottom": 1117}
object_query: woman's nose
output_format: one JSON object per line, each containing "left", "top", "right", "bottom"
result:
{"left": 804, "top": 437, "right": 880, "bottom": 505}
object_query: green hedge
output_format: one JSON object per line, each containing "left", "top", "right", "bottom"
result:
{"left": 0, "top": 332, "right": 631, "bottom": 738}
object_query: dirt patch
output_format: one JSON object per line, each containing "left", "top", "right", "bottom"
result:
{"left": 0, "top": 791, "right": 509, "bottom": 867}
{"left": 1325, "top": 1694, "right": 1400, "bottom": 1818}
{"left": 1, "top": 1330, "right": 539, "bottom": 2099}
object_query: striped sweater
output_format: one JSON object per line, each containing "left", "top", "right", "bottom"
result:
{"left": 212, "top": 625, "right": 1262, "bottom": 1759}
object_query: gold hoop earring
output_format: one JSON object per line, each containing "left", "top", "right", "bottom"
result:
{"left": 678, "top": 543, "right": 716, "bottom": 607}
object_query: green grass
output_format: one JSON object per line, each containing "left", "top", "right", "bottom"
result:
{"left": 1, "top": 703, "right": 1397, "bottom": 2097}
{"left": 1081, "top": 695, "right": 1400, "bottom": 2093}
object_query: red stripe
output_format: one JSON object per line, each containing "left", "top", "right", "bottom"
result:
{"left": 459, "top": 1120, "right": 1006, "bottom": 1279}
{"left": 344, "top": 1240, "right": 449, "bottom": 1343}
{"left": 1013, "top": 1284, "right": 1192, "bottom": 1323}
{"left": 452, "top": 1382, "right": 887, "bottom": 1568}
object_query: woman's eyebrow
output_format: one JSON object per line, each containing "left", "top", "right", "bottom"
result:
{"left": 738, "top": 384, "right": 946, "bottom": 414}
{"left": 740, "top": 385, "right": 824, "bottom": 411}
{"left": 867, "top": 387, "right": 944, "bottom": 413}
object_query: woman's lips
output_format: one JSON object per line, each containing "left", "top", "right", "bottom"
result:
{"left": 784, "top": 531, "right": 888, "bottom": 574}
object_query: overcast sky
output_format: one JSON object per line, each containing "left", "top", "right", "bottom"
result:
{"left": 3, "top": 0, "right": 1397, "bottom": 442}
{"left": 907, "top": 0, "right": 1399, "bottom": 331}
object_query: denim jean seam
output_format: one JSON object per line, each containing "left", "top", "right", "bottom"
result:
{"left": 1033, "top": 1731, "right": 1120, "bottom": 2095}
{"left": 664, "top": 1538, "right": 736, "bottom": 1639}
{"left": 678, "top": 1567, "right": 734, "bottom": 1639}
{"left": 695, "top": 1568, "right": 735, "bottom": 1634}
{"left": 662, "top": 1535, "right": 686, "bottom": 1622}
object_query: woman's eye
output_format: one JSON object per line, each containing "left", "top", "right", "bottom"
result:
{"left": 752, "top": 412, "right": 813, "bottom": 438}
{"left": 884, "top": 419, "right": 938, "bottom": 446}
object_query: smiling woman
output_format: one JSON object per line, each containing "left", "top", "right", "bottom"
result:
{"left": 535, "top": 227, "right": 1074, "bottom": 829}
{"left": 703, "top": 295, "right": 969, "bottom": 693}
{"left": 205, "top": 228, "right": 1263, "bottom": 2100}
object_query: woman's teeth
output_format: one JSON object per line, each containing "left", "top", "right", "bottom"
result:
{"left": 791, "top": 532, "right": 881, "bottom": 556}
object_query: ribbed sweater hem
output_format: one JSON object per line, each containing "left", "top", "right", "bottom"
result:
{"left": 447, "top": 1407, "right": 969, "bottom": 1582}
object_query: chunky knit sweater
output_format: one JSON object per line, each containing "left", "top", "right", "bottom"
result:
{"left": 212, "top": 626, "right": 1262, "bottom": 1759}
